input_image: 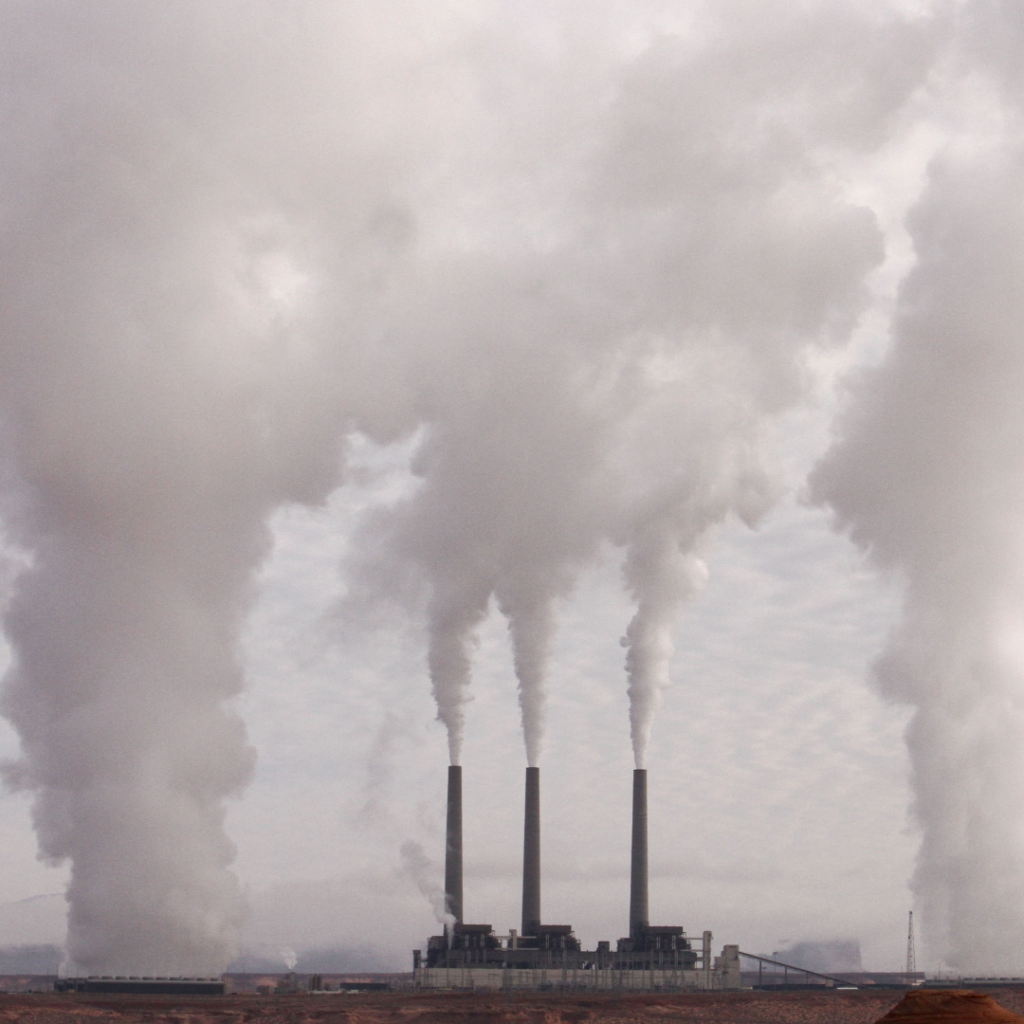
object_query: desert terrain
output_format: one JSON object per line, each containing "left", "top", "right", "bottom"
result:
{"left": 0, "top": 988, "right": 998, "bottom": 1024}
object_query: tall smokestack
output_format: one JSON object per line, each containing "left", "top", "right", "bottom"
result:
{"left": 522, "top": 766, "right": 541, "bottom": 935}
{"left": 445, "top": 765, "right": 463, "bottom": 924}
{"left": 629, "top": 768, "right": 649, "bottom": 939}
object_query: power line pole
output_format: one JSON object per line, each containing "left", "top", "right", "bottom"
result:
{"left": 906, "top": 910, "right": 916, "bottom": 975}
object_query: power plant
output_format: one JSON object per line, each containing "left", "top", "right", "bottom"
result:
{"left": 413, "top": 766, "right": 742, "bottom": 990}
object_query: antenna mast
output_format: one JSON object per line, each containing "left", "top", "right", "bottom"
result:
{"left": 906, "top": 910, "right": 916, "bottom": 975}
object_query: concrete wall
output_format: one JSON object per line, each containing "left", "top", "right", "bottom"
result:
{"left": 714, "top": 945, "right": 742, "bottom": 990}
{"left": 415, "top": 966, "right": 740, "bottom": 991}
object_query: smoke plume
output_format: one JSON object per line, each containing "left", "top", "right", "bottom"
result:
{"left": 0, "top": 1, "right": 412, "bottom": 973}
{"left": 0, "top": 0, "right": 957, "bottom": 972}
{"left": 812, "top": 1, "right": 1024, "bottom": 973}
{"left": 345, "top": 1, "right": 930, "bottom": 769}
{"left": 399, "top": 841, "right": 454, "bottom": 929}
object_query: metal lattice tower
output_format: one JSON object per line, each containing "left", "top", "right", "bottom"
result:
{"left": 906, "top": 910, "right": 916, "bottom": 974}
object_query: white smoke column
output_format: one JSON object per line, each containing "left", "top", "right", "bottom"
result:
{"left": 622, "top": 528, "right": 710, "bottom": 769}
{"left": 0, "top": 2, "right": 437, "bottom": 973}
{"left": 615, "top": 418, "right": 780, "bottom": 767}
{"left": 502, "top": 593, "right": 556, "bottom": 769}
{"left": 813, "top": 153, "right": 1024, "bottom": 970}
{"left": 399, "top": 840, "right": 454, "bottom": 928}
{"left": 426, "top": 589, "right": 489, "bottom": 767}
{"left": 346, "top": 0, "right": 934, "bottom": 773}
{"left": 811, "top": 1, "right": 1024, "bottom": 973}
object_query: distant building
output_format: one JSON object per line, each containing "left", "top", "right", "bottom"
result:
{"left": 54, "top": 977, "right": 225, "bottom": 995}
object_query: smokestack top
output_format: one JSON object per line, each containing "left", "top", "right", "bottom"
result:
{"left": 629, "top": 768, "right": 649, "bottom": 939}
{"left": 445, "top": 765, "right": 463, "bottom": 925}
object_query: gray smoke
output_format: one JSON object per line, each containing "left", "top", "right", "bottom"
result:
{"left": 399, "top": 841, "right": 454, "bottom": 929}
{"left": 811, "top": 1, "right": 1024, "bottom": 973}
{"left": 0, "top": 2, "right": 408, "bottom": 973}
{"left": 344, "top": 1, "right": 932, "bottom": 770}
{"left": 0, "top": 0, "right": 955, "bottom": 973}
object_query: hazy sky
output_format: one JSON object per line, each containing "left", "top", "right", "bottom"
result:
{"left": 2, "top": 0, "right": 1023, "bottom": 977}
{"left": 1, "top": 432, "right": 913, "bottom": 971}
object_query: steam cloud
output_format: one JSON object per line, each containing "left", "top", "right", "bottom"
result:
{"left": 0, "top": 2, "right": 396, "bottom": 973}
{"left": 1, "top": 0, "right": 1018, "bottom": 976}
{"left": 346, "top": 1, "right": 923, "bottom": 770}
{"left": 813, "top": 2, "right": 1024, "bottom": 972}
{"left": 399, "top": 841, "right": 454, "bottom": 929}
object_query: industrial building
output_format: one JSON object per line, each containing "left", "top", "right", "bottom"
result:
{"left": 414, "top": 765, "right": 743, "bottom": 991}
{"left": 54, "top": 977, "right": 225, "bottom": 995}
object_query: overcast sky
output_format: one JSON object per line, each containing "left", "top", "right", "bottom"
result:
{"left": 2, "top": 0, "right": 1023, "bottom": 978}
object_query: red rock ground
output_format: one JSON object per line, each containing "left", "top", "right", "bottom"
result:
{"left": 876, "top": 990, "right": 1024, "bottom": 1024}
{"left": 7, "top": 988, "right": 1019, "bottom": 1024}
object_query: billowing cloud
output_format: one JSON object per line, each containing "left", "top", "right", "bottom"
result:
{"left": 813, "top": 0, "right": 1024, "bottom": 972}
{"left": 0, "top": 0, "right": 992, "bottom": 974}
